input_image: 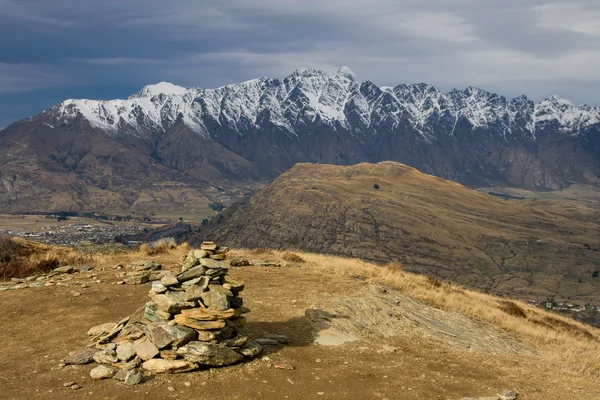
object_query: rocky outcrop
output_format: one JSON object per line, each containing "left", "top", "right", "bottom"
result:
{"left": 74, "top": 242, "right": 262, "bottom": 385}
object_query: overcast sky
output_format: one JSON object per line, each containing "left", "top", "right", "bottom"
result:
{"left": 1, "top": 0, "right": 599, "bottom": 127}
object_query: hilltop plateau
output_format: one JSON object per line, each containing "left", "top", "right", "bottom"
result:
{"left": 189, "top": 162, "right": 600, "bottom": 304}
{"left": 0, "top": 242, "right": 599, "bottom": 399}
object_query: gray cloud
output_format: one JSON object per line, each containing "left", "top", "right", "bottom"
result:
{"left": 0, "top": 0, "right": 599, "bottom": 127}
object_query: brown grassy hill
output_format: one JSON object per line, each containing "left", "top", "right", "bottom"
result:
{"left": 1, "top": 244, "right": 600, "bottom": 399}
{"left": 191, "top": 162, "right": 600, "bottom": 303}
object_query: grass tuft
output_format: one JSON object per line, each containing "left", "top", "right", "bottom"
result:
{"left": 499, "top": 300, "right": 527, "bottom": 318}
{"left": 140, "top": 238, "right": 177, "bottom": 256}
{"left": 0, "top": 237, "right": 93, "bottom": 280}
{"left": 282, "top": 252, "right": 305, "bottom": 263}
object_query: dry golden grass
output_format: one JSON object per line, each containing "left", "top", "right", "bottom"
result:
{"left": 139, "top": 238, "right": 177, "bottom": 256}
{"left": 282, "top": 252, "right": 305, "bottom": 263}
{"left": 228, "top": 248, "right": 600, "bottom": 379}
{"left": 0, "top": 237, "right": 94, "bottom": 279}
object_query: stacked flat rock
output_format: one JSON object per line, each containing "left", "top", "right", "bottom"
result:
{"left": 79, "top": 241, "right": 262, "bottom": 384}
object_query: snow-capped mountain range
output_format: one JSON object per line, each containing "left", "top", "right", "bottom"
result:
{"left": 50, "top": 66, "right": 599, "bottom": 142}
{"left": 1, "top": 67, "right": 599, "bottom": 212}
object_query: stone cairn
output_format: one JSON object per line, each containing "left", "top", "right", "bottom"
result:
{"left": 76, "top": 241, "right": 262, "bottom": 385}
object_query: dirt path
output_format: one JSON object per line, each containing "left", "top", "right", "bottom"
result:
{"left": 0, "top": 256, "right": 597, "bottom": 400}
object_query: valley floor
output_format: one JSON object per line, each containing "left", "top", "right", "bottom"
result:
{"left": 1, "top": 247, "right": 599, "bottom": 399}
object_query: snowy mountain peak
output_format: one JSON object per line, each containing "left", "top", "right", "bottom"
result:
{"left": 535, "top": 95, "right": 600, "bottom": 130}
{"left": 337, "top": 65, "right": 357, "bottom": 81}
{"left": 48, "top": 68, "right": 599, "bottom": 142}
{"left": 130, "top": 82, "right": 189, "bottom": 99}
{"left": 288, "top": 67, "right": 327, "bottom": 79}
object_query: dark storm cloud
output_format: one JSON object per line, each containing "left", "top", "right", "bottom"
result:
{"left": 0, "top": 0, "right": 598, "bottom": 127}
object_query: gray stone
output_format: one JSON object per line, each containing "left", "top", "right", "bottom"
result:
{"left": 200, "top": 241, "right": 218, "bottom": 251}
{"left": 184, "top": 285, "right": 207, "bottom": 302}
{"left": 223, "top": 277, "right": 245, "bottom": 292}
{"left": 87, "top": 322, "right": 117, "bottom": 336}
{"left": 200, "top": 291, "right": 229, "bottom": 311}
{"left": 53, "top": 266, "right": 75, "bottom": 274}
{"left": 177, "top": 266, "right": 206, "bottom": 282}
{"left": 180, "top": 307, "right": 235, "bottom": 321}
{"left": 205, "top": 268, "right": 228, "bottom": 278}
{"left": 63, "top": 349, "right": 97, "bottom": 365}
{"left": 152, "top": 293, "right": 196, "bottom": 314}
{"left": 215, "top": 246, "right": 229, "bottom": 254}
{"left": 255, "top": 338, "right": 280, "bottom": 346}
{"left": 193, "top": 250, "right": 209, "bottom": 259}
{"left": 128, "top": 261, "right": 162, "bottom": 271}
{"left": 114, "top": 360, "right": 140, "bottom": 370}
{"left": 124, "top": 369, "right": 144, "bottom": 385}
{"left": 143, "top": 302, "right": 171, "bottom": 323}
{"left": 90, "top": 365, "right": 115, "bottom": 380}
{"left": 208, "top": 284, "right": 233, "bottom": 297}
{"left": 126, "top": 273, "right": 150, "bottom": 285}
{"left": 195, "top": 327, "right": 234, "bottom": 342}
{"left": 181, "top": 258, "right": 199, "bottom": 273}
{"left": 151, "top": 281, "right": 168, "bottom": 294}
{"left": 144, "top": 322, "right": 197, "bottom": 349}
{"left": 176, "top": 342, "right": 243, "bottom": 366}
{"left": 499, "top": 389, "right": 519, "bottom": 400}
{"left": 160, "top": 274, "right": 179, "bottom": 287}
{"left": 181, "top": 277, "right": 202, "bottom": 287}
{"left": 173, "top": 315, "right": 226, "bottom": 330}
{"left": 199, "top": 258, "right": 228, "bottom": 270}
{"left": 262, "top": 333, "right": 290, "bottom": 344}
{"left": 222, "top": 335, "right": 248, "bottom": 347}
{"left": 116, "top": 323, "right": 145, "bottom": 342}
{"left": 237, "top": 339, "right": 263, "bottom": 358}
{"left": 113, "top": 369, "right": 128, "bottom": 381}
{"left": 141, "top": 359, "right": 198, "bottom": 374}
{"left": 229, "top": 259, "right": 250, "bottom": 267}
{"left": 135, "top": 340, "right": 160, "bottom": 361}
{"left": 116, "top": 342, "right": 137, "bottom": 361}
{"left": 93, "top": 348, "right": 118, "bottom": 364}
{"left": 160, "top": 349, "right": 179, "bottom": 360}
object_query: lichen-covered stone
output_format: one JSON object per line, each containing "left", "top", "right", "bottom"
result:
{"left": 144, "top": 322, "right": 196, "bottom": 349}
{"left": 176, "top": 342, "right": 243, "bottom": 366}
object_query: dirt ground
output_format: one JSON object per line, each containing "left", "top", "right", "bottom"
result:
{"left": 0, "top": 252, "right": 598, "bottom": 400}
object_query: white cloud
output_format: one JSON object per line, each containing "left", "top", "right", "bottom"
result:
{"left": 397, "top": 12, "right": 475, "bottom": 42}
{"left": 533, "top": 2, "right": 600, "bottom": 35}
{"left": 0, "top": 0, "right": 599, "bottom": 117}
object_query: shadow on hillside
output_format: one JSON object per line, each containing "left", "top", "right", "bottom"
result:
{"left": 244, "top": 315, "right": 317, "bottom": 348}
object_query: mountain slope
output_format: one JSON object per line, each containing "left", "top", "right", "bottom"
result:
{"left": 0, "top": 113, "right": 264, "bottom": 212}
{"left": 189, "top": 162, "right": 600, "bottom": 303}
{"left": 1, "top": 67, "right": 599, "bottom": 211}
